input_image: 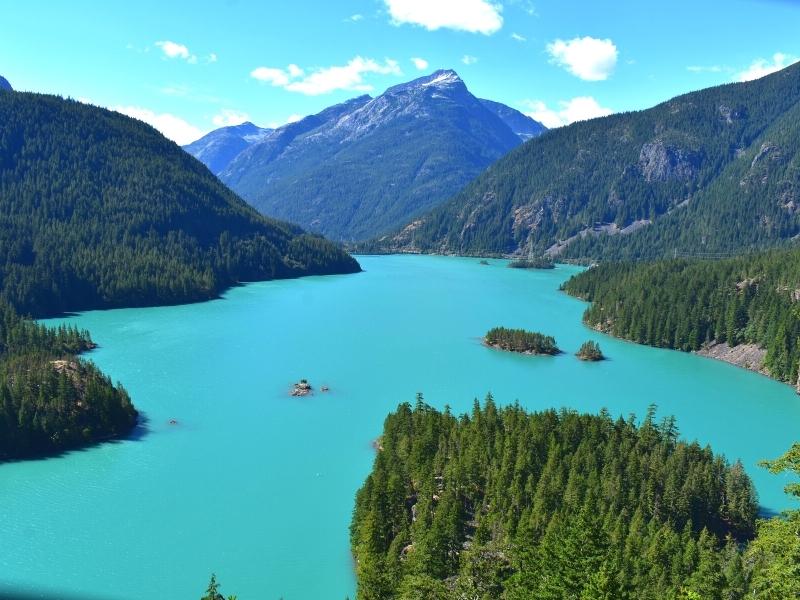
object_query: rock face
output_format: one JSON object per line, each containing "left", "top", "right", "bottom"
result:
{"left": 479, "top": 98, "right": 547, "bottom": 141}
{"left": 638, "top": 140, "right": 702, "bottom": 182}
{"left": 0, "top": 76, "right": 12, "bottom": 92}
{"left": 185, "top": 70, "right": 546, "bottom": 241}
{"left": 695, "top": 342, "right": 769, "bottom": 375}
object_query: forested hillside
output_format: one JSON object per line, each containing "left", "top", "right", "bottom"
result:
{"left": 351, "top": 397, "right": 761, "bottom": 599}
{"left": 562, "top": 247, "right": 800, "bottom": 388}
{"left": 369, "top": 62, "right": 800, "bottom": 260}
{"left": 0, "top": 301, "right": 137, "bottom": 459}
{"left": 0, "top": 91, "right": 359, "bottom": 317}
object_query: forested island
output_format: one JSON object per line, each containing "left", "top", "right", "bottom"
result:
{"left": 507, "top": 256, "right": 555, "bottom": 270}
{"left": 350, "top": 397, "right": 793, "bottom": 599}
{"left": 484, "top": 327, "right": 560, "bottom": 355}
{"left": 576, "top": 340, "right": 605, "bottom": 361}
{"left": 562, "top": 247, "right": 800, "bottom": 390}
{"left": 0, "top": 302, "right": 137, "bottom": 460}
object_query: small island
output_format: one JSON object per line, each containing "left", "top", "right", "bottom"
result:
{"left": 484, "top": 327, "right": 560, "bottom": 355}
{"left": 576, "top": 340, "right": 605, "bottom": 361}
{"left": 508, "top": 256, "right": 555, "bottom": 270}
{"left": 291, "top": 379, "right": 313, "bottom": 396}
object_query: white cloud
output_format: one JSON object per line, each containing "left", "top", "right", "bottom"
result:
{"left": 462, "top": 54, "right": 478, "bottom": 65}
{"left": 208, "top": 53, "right": 218, "bottom": 63}
{"left": 736, "top": 52, "right": 798, "bottom": 82}
{"left": 251, "top": 56, "right": 402, "bottom": 95}
{"left": 511, "top": 32, "right": 526, "bottom": 42}
{"left": 546, "top": 36, "right": 618, "bottom": 81}
{"left": 522, "top": 96, "right": 613, "bottom": 128}
{"left": 384, "top": 0, "right": 503, "bottom": 35}
{"left": 411, "top": 57, "right": 429, "bottom": 70}
{"left": 113, "top": 105, "right": 204, "bottom": 145}
{"left": 346, "top": 13, "right": 364, "bottom": 22}
{"left": 251, "top": 66, "right": 291, "bottom": 86}
{"left": 156, "top": 40, "right": 191, "bottom": 60}
{"left": 212, "top": 109, "right": 250, "bottom": 127}
{"left": 687, "top": 65, "right": 723, "bottom": 73}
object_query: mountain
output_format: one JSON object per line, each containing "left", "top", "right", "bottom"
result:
{"left": 182, "top": 121, "right": 272, "bottom": 175}
{"left": 370, "top": 62, "right": 800, "bottom": 259}
{"left": 0, "top": 76, "right": 11, "bottom": 91}
{"left": 186, "top": 70, "right": 546, "bottom": 241}
{"left": 479, "top": 98, "right": 546, "bottom": 141}
{"left": 0, "top": 91, "right": 359, "bottom": 317}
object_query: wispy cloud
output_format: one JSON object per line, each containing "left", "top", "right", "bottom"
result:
{"left": 411, "top": 57, "right": 429, "bottom": 70}
{"left": 155, "top": 40, "right": 190, "bottom": 60}
{"left": 511, "top": 32, "right": 526, "bottom": 42}
{"left": 522, "top": 96, "right": 613, "bottom": 128}
{"left": 113, "top": 105, "right": 204, "bottom": 144}
{"left": 212, "top": 109, "right": 250, "bottom": 127}
{"left": 735, "top": 52, "right": 798, "bottom": 81}
{"left": 345, "top": 13, "right": 364, "bottom": 22}
{"left": 546, "top": 36, "right": 618, "bottom": 81}
{"left": 462, "top": 55, "right": 478, "bottom": 65}
{"left": 251, "top": 57, "right": 402, "bottom": 95}
{"left": 384, "top": 0, "right": 503, "bottom": 35}
{"left": 154, "top": 40, "right": 215, "bottom": 65}
{"left": 508, "top": 0, "right": 537, "bottom": 16}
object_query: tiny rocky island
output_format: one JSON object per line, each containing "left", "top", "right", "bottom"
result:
{"left": 576, "top": 340, "right": 605, "bottom": 361}
{"left": 291, "top": 379, "right": 313, "bottom": 396}
{"left": 484, "top": 326, "right": 560, "bottom": 355}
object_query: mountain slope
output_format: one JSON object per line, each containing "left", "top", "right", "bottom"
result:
{"left": 479, "top": 98, "right": 546, "bottom": 141}
{"left": 182, "top": 121, "right": 272, "bottom": 175}
{"left": 193, "top": 70, "right": 545, "bottom": 241}
{"left": 372, "top": 62, "right": 800, "bottom": 258}
{"left": 0, "top": 76, "right": 11, "bottom": 91}
{"left": 0, "top": 91, "right": 360, "bottom": 317}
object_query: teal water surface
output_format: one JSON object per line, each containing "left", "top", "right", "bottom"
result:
{"left": 1, "top": 255, "right": 799, "bottom": 599}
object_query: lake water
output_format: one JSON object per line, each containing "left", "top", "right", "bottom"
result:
{"left": 1, "top": 255, "right": 798, "bottom": 600}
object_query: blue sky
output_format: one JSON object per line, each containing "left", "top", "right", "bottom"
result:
{"left": 2, "top": 0, "right": 799, "bottom": 144}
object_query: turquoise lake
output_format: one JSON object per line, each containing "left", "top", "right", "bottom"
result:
{"left": 1, "top": 255, "right": 799, "bottom": 599}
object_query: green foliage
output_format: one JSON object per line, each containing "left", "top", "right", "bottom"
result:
{"left": 485, "top": 327, "right": 559, "bottom": 355}
{"left": 746, "top": 445, "right": 800, "bottom": 599}
{"left": 507, "top": 256, "right": 554, "bottom": 269}
{"left": 369, "top": 62, "right": 800, "bottom": 259}
{"left": 0, "top": 91, "right": 359, "bottom": 317}
{"left": 745, "top": 512, "right": 800, "bottom": 599}
{"left": 351, "top": 398, "right": 758, "bottom": 599}
{"left": 561, "top": 247, "right": 800, "bottom": 384}
{"left": 577, "top": 340, "right": 604, "bottom": 361}
{"left": 0, "top": 301, "right": 137, "bottom": 460}
{"left": 201, "top": 574, "right": 237, "bottom": 600}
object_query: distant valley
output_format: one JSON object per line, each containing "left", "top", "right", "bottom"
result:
{"left": 184, "top": 70, "right": 545, "bottom": 241}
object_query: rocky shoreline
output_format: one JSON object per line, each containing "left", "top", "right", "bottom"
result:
{"left": 482, "top": 340, "right": 561, "bottom": 356}
{"left": 694, "top": 342, "right": 769, "bottom": 376}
